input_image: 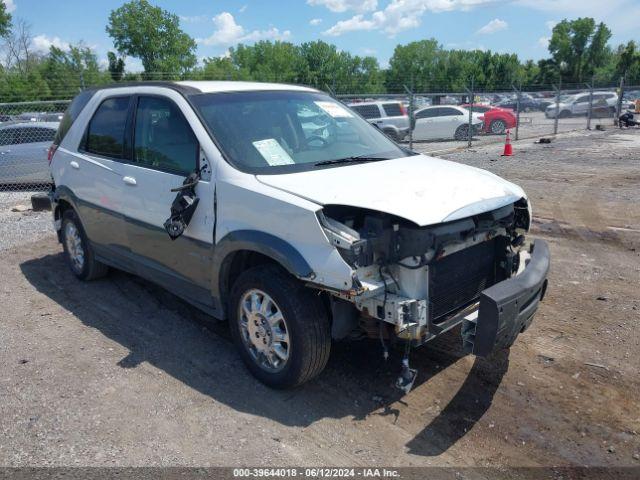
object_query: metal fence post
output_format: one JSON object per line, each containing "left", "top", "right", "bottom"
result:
{"left": 325, "top": 84, "right": 336, "bottom": 98}
{"left": 403, "top": 84, "right": 414, "bottom": 150}
{"left": 616, "top": 76, "right": 625, "bottom": 125}
{"left": 512, "top": 84, "right": 521, "bottom": 141}
{"left": 466, "top": 78, "right": 474, "bottom": 148}
{"left": 586, "top": 80, "right": 594, "bottom": 130}
{"left": 553, "top": 84, "right": 561, "bottom": 135}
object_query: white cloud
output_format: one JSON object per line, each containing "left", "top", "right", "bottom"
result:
{"left": 477, "top": 18, "right": 508, "bottom": 34}
{"left": 323, "top": 0, "right": 499, "bottom": 37}
{"left": 32, "top": 34, "right": 70, "bottom": 53}
{"left": 3, "top": 0, "right": 16, "bottom": 13}
{"left": 307, "top": 0, "right": 377, "bottom": 13}
{"left": 545, "top": 19, "right": 557, "bottom": 30}
{"left": 239, "top": 5, "right": 247, "bottom": 13}
{"left": 309, "top": 18, "right": 323, "bottom": 26}
{"left": 538, "top": 36, "right": 550, "bottom": 48}
{"left": 197, "top": 12, "right": 291, "bottom": 46}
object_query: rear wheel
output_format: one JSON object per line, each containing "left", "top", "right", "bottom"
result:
{"left": 454, "top": 124, "right": 470, "bottom": 141}
{"left": 61, "top": 209, "right": 108, "bottom": 281}
{"left": 558, "top": 110, "right": 571, "bottom": 119}
{"left": 489, "top": 119, "right": 507, "bottom": 135}
{"left": 229, "top": 265, "right": 331, "bottom": 389}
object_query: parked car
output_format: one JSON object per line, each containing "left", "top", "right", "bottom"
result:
{"left": 0, "top": 122, "right": 58, "bottom": 186}
{"left": 461, "top": 104, "right": 516, "bottom": 134}
{"left": 545, "top": 92, "right": 618, "bottom": 119}
{"left": 412, "top": 105, "right": 484, "bottom": 141}
{"left": 347, "top": 101, "right": 409, "bottom": 141}
{"left": 48, "top": 82, "right": 549, "bottom": 390}
{"left": 494, "top": 93, "right": 541, "bottom": 112}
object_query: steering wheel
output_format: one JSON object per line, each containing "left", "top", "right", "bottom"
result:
{"left": 306, "top": 135, "right": 328, "bottom": 148}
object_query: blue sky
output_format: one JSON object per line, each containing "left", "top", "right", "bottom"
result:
{"left": 6, "top": 0, "right": 640, "bottom": 71}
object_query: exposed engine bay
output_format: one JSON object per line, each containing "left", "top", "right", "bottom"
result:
{"left": 316, "top": 198, "right": 535, "bottom": 392}
{"left": 317, "top": 198, "right": 532, "bottom": 343}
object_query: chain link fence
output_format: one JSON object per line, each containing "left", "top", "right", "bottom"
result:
{"left": 0, "top": 100, "right": 70, "bottom": 192}
{"left": 0, "top": 80, "right": 639, "bottom": 192}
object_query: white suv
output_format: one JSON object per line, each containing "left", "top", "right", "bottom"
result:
{"left": 545, "top": 92, "right": 618, "bottom": 118}
{"left": 48, "top": 81, "right": 549, "bottom": 389}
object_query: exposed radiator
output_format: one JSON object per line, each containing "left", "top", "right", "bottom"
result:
{"left": 429, "top": 239, "right": 498, "bottom": 322}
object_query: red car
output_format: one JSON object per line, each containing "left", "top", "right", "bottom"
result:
{"left": 461, "top": 104, "right": 517, "bottom": 135}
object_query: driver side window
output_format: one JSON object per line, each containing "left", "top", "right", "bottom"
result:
{"left": 133, "top": 96, "right": 199, "bottom": 176}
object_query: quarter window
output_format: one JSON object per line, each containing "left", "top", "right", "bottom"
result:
{"left": 350, "top": 104, "right": 381, "bottom": 119}
{"left": 85, "top": 97, "right": 131, "bottom": 158}
{"left": 439, "top": 107, "right": 463, "bottom": 116}
{"left": 133, "top": 96, "right": 198, "bottom": 175}
{"left": 382, "top": 103, "right": 403, "bottom": 116}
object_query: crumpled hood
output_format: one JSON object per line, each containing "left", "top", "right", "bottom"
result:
{"left": 257, "top": 155, "right": 526, "bottom": 227}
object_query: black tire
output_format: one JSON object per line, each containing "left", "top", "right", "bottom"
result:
{"left": 229, "top": 265, "right": 331, "bottom": 389}
{"left": 454, "top": 124, "right": 470, "bottom": 141}
{"left": 61, "top": 209, "right": 109, "bottom": 281}
{"left": 558, "top": 110, "right": 571, "bottom": 119}
{"left": 489, "top": 119, "right": 507, "bottom": 135}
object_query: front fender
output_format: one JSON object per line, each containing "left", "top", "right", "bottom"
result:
{"left": 211, "top": 230, "right": 315, "bottom": 319}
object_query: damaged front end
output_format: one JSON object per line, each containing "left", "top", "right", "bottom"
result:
{"left": 315, "top": 198, "right": 549, "bottom": 360}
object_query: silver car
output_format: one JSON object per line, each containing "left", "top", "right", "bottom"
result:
{"left": 347, "top": 101, "right": 410, "bottom": 141}
{"left": 0, "top": 122, "right": 58, "bottom": 186}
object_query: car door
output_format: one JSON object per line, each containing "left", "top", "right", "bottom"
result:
{"left": 119, "top": 94, "right": 215, "bottom": 306}
{"left": 0, "top": 127, "right": 22, "bottom": 184}
{"left": 573, "top": 95, "right": 589, "bottom": 115}
{"left": 436, "top": 107, "right": 465, "bottom": 138}
{"left": 74, "top": 95, "right": 133, "bottom": 261}
{"left": 413, "top": 108, "right": 439, "bottom": 140}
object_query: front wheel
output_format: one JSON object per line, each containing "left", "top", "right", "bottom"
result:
{"left": 229, "top": 265, "right": 331, "bottom": 389}
{"left": 454, "top": 124, "right": 470, "bottom": 141}
{"left": 490, "top": 119, "right": 507, "bottom": 135}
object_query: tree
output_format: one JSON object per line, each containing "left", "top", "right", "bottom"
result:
{"left": 107, "top": 51, "right": 125, "bottom": 81}
{"left": 548, "top": 18, "right": 612, "bottom": 85}
{"left": 106, "top": 0, "right": 197, "bottom": 79}
{"left": 40, "top": 44, "right": 110, "bottom": 97}
{"left": 0, "top": 0, "right": 12, "bottom": 37}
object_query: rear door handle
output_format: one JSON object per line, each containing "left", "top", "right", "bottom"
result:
{"left": 123, "top": 176, "right": 137, "bottom": 186}
{"left": 70, "top": 161, "right": 80, "bottom": 169}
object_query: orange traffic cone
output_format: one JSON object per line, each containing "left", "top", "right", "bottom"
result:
{"left": 502, "top": 129, "right": 513, "bottom": 156}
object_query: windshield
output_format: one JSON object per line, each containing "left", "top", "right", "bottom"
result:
{"left": 190, "top": 90, "right": 410, "bottom": 174}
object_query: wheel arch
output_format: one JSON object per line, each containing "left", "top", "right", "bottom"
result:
{"left": 212, "top": 230, "right": 315, "bottom": 320}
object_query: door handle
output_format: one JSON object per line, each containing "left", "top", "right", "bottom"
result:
{"left": 123, "top": 176, "right": 137, "bottom": 186}
{"left": 70, "top": 161, "right": 80, "bottom": 169}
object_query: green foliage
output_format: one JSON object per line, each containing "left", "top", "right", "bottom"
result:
{"left": 547, "top": 18, "right": 612, "bottom": 84}
{"left": 106, "top": 0, "right": 197, "bottom": 79}
{"left": 195, "top": 40, "right": 384, "bottom": 94}
{"left": 107, "top": 52, "right": 125, "bottom": 82}
{"left": 0, "top": 1, "right": 12, "bottom": 37}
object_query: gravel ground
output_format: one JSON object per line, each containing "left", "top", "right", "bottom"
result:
{"left": 0, "top": 191, "right": 52, "bottom": 253}
{"left": 0, "top": 128, "right": 639, "bottom": 469}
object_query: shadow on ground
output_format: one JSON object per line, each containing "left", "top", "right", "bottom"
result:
{"left": 20, "top": 251, "right": 509, "bottom": 457}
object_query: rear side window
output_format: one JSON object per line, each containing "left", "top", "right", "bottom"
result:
{"left": 85, "top": 97, "right": 131, "bottom": 158}
{"left": 350, "top": 104, "right": 381, "bottom": 119}
{"left": 439, "top": 107, "right": 463, "bottom": 116}
{"left": 133, "top": 96, "right": 198, "bottom": 176}
{"left": 382, "top": 103, "right": 403, "bottom": 116}
{"left": 54, "top": 90, "right": 96, "bottom": 146}
{"left": 0, "top": 128, "right": 18, "bottom": 146}
{"left": 416, "top": 108, "right": 438, "bottom": 119}
{"left": 19, "top": 127, "right": 56, "bottom": 144}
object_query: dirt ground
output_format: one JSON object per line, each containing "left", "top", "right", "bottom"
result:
{"left": 0, "top": 128, "right": 639, "bottom": 469}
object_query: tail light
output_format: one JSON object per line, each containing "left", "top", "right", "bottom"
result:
{"left": 400, "top": 103, "right": 407, "bottom": 116}
{"left": 47, "top": 144, "right": 58, "bottom": 165}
